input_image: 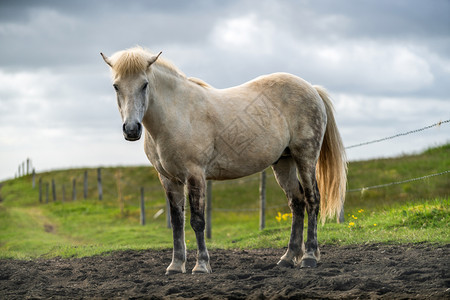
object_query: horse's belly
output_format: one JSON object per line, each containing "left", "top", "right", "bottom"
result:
{"left": 204, "top": 135, "right": 286, "bottom": 180}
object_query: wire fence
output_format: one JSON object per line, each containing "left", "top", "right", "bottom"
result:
{"left": 347, "top": 170, "right": 450, "bottom": 193}
{"left": 345, "top": 119, "right": 449, "bottom": 149}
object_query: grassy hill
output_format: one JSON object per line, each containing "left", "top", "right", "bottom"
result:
{"left": 0, "top": 144, "right": 448, "bottom": 259}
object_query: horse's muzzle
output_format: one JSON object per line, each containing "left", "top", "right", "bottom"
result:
{"left": 123, "top": 122, "right": 142, "bottom": 141}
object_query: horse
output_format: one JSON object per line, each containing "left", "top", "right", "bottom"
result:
{"left": 101, "top": 47, "right": 347, "bottom": 274}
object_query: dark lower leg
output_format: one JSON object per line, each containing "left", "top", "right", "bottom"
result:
{"left": 302, "top": 183, "right": 320, "bottom": 267}
{"left": 188, "top": 177, "right": 211, "bottom": 273}
{"left": 166, "top": 190, "right": 186, "bottom": 275}
{"left": 279, "top": 197, "right": 305, "bottom": 267}
{"left": 170, "top": 201, "right": 186, "bottom": 260}
{"left": 305, "top": 204, "right": 319, "bottom": 254}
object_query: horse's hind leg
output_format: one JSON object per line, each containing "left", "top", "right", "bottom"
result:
{"left": 272, "top": 157, "right": 306, "bottom": 267}
{"left": 187, "top": 175, "right": 212, "bottom": 274}
{"left": 292, "top": 148, "right": 321, "bottom": 268}
{"left": 159, "top": 175, "right": 187, "bottom": 275}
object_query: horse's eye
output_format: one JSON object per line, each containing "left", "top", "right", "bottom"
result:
{"left": 113, "top": 84, "right": 119, "bottom": 92}
{"left": 142, "top": 82, "right": 148, "bottom": 91}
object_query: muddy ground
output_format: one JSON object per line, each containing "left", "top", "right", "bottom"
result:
{"left": 1, "top": 243, "right": 449, "bottom": 299}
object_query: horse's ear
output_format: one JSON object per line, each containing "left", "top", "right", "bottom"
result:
{"left": 148, "top": 51, "right": 162, "bottom": 68}
{"left": 100, "top": 52, "right": 113, "bottom": 68}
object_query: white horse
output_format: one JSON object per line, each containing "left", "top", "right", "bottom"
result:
{"left": 101, "top": 47, "right": 347, "bottom": 274}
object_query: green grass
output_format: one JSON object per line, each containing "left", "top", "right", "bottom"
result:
{"left": 345, "top": 143, "right": 449, "bottom": 209}
{"left": 0, "top": 144, "right": 448, "bottom": 259}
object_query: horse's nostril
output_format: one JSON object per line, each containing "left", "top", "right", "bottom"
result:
{"left": 123, "top": 122, "right": 138, "bottom": 133}
{"left": 123, "top": 122, "right": 142, "bottom": 141}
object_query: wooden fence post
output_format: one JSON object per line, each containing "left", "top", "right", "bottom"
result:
{"left": 337, "top": 205, "right": 345, "bottom": 224}
{"left": 140, "top": 187, "right": 145, "bottom": 226}
{"left": 259, "top": 170, "right": 266, "bottom": 230}
{"left": 166, "top": 196, "right": 171, "bottom": 229}
{"left": 38, "top": 178, "right": 42, "bottom": 203}
{"left": 72, "top": 178, "right": 76, "bottom": 201}
{"left": 26, "top": 158, "right": 30, "bottom": 175}
{"left": 62, "top": 184, "right": 66, "bottom": 203}
{"left": 45, "top": 182, "right": 49, "bottom": 204}
{"left": 32, "top": 169, "right": 36, "bottom": 188}
{"left": 206, "top": 180, "right": 212, "bottom": 239}
{"left": 97, "top": 168, "right": 103, "bottom": 200}
{"left": 52, "top": 179, "right": 56, "bottom": 202}
{"left": 115, "top": 171, "right": 124, "bottom": 216}
{"left": 84, "top": 170, "right": 88, "bottom": 199}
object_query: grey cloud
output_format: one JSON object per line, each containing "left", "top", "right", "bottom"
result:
{"left": 278, "top": 0, "right": 450, "bottom": 40}
{"left": 0, "top": 1, "right": 221, "bottom": 69}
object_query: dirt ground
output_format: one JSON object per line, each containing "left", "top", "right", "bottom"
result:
{"left": 1, "top": 243, "right": 449, "bottom": 299}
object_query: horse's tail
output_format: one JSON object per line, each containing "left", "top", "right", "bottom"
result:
{"left": 314, "top": 86, "right": 347, "bottom": 224}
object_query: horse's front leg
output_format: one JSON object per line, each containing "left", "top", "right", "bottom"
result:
{"left": 187, "top": 175, "right": 212, "bottom": 274}
{"left": 160, "top": 175, "right": 187, "bottom": 275}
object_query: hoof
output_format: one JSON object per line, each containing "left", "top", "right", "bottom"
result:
{"left": 300, "top": 258, "right": 317, "bottom": 268}
{"left": 277, "top": 259, "right": 294, "bottom": 268}
{"left": 165, "top": 269, "right": 184, "bottom": 275}
{"left": 165, "top": 262, "right": 186, "bottom": 275}
{"left": 192, "top": 262, "right": 212, "bottom": 274}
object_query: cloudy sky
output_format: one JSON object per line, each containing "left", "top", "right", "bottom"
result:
{"left": 1, "top": 0, "right": 449, "bottom": 181}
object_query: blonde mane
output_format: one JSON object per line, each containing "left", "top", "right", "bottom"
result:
{"left": 110, "top": 46, "right": 185, "bottom": 78}
{"left": 188, "top": 77, "right": 211, "bottom": 88}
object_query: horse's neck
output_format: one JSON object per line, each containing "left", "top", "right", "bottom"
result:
{"left": 152, "top": 64, "right": 182, "bottom": 92}
{"left": 143, "top": 67, "right": 206, "bottom": 139}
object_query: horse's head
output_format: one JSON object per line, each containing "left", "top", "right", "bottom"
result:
{"left": 101, "top": 49, "right": 162, "bottom": 141}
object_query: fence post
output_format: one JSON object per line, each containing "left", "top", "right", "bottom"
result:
{"left": 84, "top": 170, "right": 88, "bottom": 199}
{"left": 72, "top": 178, "right": 76, "bottom": 201}
{"left": 206, "top": 180, "right": 212, "bottom": 239}
{"left": 45, "top": 182, "right": 49, "bottom": 204}
{"left": 115, "top": 171, "right": 124, "bottom": 216}
{"left": 52, "top": 179, "right": 56, "bottom": 202}
{"left": 26, "top": 158, "right": 30, "bottom": 175}
{"left": 62, "top": 184, "right": 66, "bottom": 203}
{"left": 97, "top": 168, "right": 103, "bottom": 200}
{"left": 259, "top": 170, "right": 266, "bottom": 230}
{"left": 166, "top": 196, "right": 171, "bottom": 229}
{"left": 140, "top": 187, "right": 145, "bottom": 226}
{"left": 337, "top": 205, "right": 345, "bottom": 224}
{"left": 38, "top": 178, "right": 42, "bottom": 203}
{"left": 32, "top": 169, "right": 36, "bottom": 188}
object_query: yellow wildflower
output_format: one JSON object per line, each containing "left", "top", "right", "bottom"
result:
{"left": 276, "top": 212, "right": 282, "bottom": 222}
{"left": 282, "top": 213, "right": 290, "bottom": 221}
{"left": 352, "top": 215, "right": 358, "bottom": 220}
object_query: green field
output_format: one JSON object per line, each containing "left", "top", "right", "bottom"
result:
{"left": 0, "top": 144, "right": 448, "bottom": 259}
